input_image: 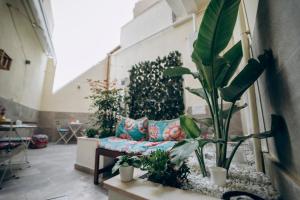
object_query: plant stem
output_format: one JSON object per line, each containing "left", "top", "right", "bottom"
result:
{"left": 195, "top": 148, "right": 207, "bottom": 177}
{"left": 225, "top": 140, "right": 243, "bottom": 171}
{"left": 222, "top": 102, "right": 236, "bottom": 167}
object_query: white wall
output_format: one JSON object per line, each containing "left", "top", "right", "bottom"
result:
{"left": 111, "top": 13, "right": 207, "bottom": 110}
{"left": 40, "top": 59, "right": 108, "bottom": 113}
{"left": 133, "top": 0, "right": 160, "bottom": 18}
{"left": 0, "top": 0, "right": 48, "bottom": 110}
{"left": 121, "top": 0, "right": 174, "bottom": 49}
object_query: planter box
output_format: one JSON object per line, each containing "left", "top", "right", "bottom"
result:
{"left": 75, "top": 137, "right": 114, "bottom": 174}
{"left": 103, "top": 169, "right": 218, "bottom": 200}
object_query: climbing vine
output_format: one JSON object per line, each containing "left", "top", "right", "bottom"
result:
{"left": 128, "top": 51, "right": 184, "bottom": 120}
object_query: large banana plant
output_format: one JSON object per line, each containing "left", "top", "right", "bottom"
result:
{"left": 164, "top": 0, "right": 274, "bottom": 176}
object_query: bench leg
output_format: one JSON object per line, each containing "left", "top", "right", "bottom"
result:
{"left": 94, "top": 148, "right": 100, "bottom": 185}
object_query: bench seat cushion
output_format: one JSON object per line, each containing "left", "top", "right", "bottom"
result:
{"left": 99, "top": 136, "right": 176, "bottom": 154}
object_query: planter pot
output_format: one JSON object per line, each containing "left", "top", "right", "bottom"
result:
{"left": 209, "top": 166, "right": 227, "bottom": 186}
{"left": 119, "top": 166, "right": 134, "bottom": 182}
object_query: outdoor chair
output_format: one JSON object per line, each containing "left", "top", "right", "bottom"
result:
{"left": 0, "top": 121, "right": 25, "bottom": 189}
{"left": 55, "top": 120, "right": 69, "bottom": 144}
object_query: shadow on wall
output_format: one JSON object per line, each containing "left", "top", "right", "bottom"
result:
{"left": 252, "top": 0, "right": 300, "bottom": 198}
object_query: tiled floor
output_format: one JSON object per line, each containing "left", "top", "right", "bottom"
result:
{"left": 0, "top": 144, "right": 108, "bottom": 200}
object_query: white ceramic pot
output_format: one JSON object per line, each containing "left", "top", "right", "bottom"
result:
{"left": 119, "top": 166, "right": 134, "bottom": 182}
{"left": 209, "top": 166, "right": 227, "bottom": 186}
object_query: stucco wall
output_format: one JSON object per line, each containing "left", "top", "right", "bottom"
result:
{"left": 252, "top": 0, "right": 300, "bottom": 198}
{"left": 40, "top": 59, "right": 108, "bottom": 113}
{"left": 121, "top": 0, "right": 174, "bottom": 49}
{"left": 112, "top": 13, "right": 206, "bottom": 110}
{"left": 0, "top": 0, "right": 48, "bottom": 111}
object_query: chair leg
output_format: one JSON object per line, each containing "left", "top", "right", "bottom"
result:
{"left": 94, "top": 148, "right": 101, "bottom": 185}
{"left": 55, "top": 133, "right": 68, "bottom": 144}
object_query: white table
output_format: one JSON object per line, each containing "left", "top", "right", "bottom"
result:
{"left": 66, "top": 122, "right": 84, "bottom": 143}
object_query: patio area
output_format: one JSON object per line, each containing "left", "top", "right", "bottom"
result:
{"left": 1, "top": 0, "right": 300, "bottom": 199}
{"left": 0, "top": 144, "right": 108, "bottom": 200}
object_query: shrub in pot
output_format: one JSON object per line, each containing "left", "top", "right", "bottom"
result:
{"left": 85, "top": 128, "right": 98, "bottom": 138}
{"left": 112, "top": 155, "right": 141, "bottom": 182}
{"left": 86, "top": 79, "right": 125, "bottom": 138}
{"left": 140, "top": 150, "right": 190, "bottom": 188}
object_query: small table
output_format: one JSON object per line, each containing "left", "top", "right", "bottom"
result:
{"left": 66, "top": 122, "right": 84, "bottom": 143}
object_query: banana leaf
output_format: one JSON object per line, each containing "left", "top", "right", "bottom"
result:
{"left": 170, "top": 139, "right": 199, "bottom": 165}
{"left": 230, "top": 131, "right": 273, "bottom": 142}
{"left": 192, "top": 49, "right": 212, "bottom": 91}
{"left": 220, "top": 103, "right": 247, "bottom": 119}
{"left": 180, "top": 115, "right": 201, "bottom": 138}
{"left": 186, "top": 87, "right": 207, "bottom": 101}
{"left": 170, "top": 138, "right": 225, "bottom": 166}
{"left": 220, "top": 58, "right": 266, "bottom": 102}
{"left": 221, "top": 41, "right": 243, "bottom": 87}
{"left": 193, "top": 0, "right": 241, "bottom": 65}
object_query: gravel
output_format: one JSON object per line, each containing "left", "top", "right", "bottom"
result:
{"left": 181, "top": 142, "right": 280, "bottom": 199}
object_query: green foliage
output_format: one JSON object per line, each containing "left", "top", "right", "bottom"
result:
{"left": 140, "top": 150, "right": 190, "bottom": 187}
{"left": 128, "top": 51, "right": 184, "bottom": 120}
{"left": 112, "top": 155, "right": 141, "bottom": 174}
{"left": 87, "top": 80, "right": 124, "bottom": 137}
{"left": 85, "top": 128, "right": 98, "bottom": 138}
{"left": 164, "top": 0, "right": 274, "bottom": 175}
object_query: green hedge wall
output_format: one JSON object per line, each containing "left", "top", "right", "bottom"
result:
{"left": 128, "top": 51, "right": 184, "bottom": 120}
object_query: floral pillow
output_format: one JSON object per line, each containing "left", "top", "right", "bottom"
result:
{"left": 148, "top": 119, "right": 186, "bottom": 142}
{"left": 115, "top": 117, "right": 148, "bottom": 141}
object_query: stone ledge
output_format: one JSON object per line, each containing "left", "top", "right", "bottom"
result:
{"left": 103, "top": 169, "right": 218, "bottom": 200}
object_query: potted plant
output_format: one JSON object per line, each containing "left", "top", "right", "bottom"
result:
{"left": 140, "top": 150, "right": 190, "bottom": 187}
{"left": 85, "top": 128, "right": 98, "bottom": 138}
{"left": 86, "top": 79, "right": 125, "bottom": 138}
{"left": 164, "top": 0, "right": 274, "bottom": 186}
{"left": 112, "top": 155, "right": 141, "bottom": 182}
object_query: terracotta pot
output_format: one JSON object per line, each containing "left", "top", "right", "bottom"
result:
{"left": 119, "top": 166, "right": 134, "bottom": 182}
{"left": 209, "top": 166, "right": 227, "bottom": 186}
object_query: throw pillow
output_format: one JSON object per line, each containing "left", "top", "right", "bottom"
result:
{"left": 148, "top": 119, "right": 185, "bottom": 142}
{"left": 115, "top": 117, "right": 148, "bottom": 141}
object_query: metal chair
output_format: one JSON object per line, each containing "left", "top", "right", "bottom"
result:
{"left": 55, "top": 120, "right": 69, "bottom": 144}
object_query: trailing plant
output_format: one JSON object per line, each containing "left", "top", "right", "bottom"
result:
{"left": 128, "top": 51, "right": 184, "bottom": 120}
{"left": 112, "top": 155, "right": 141, "bottom": 174}
{"left": 87, "top": 79, "right": 124, "bottom": 137}
{"left": 164, "top": 0, "right": 274, "bottom": 176}
{"left": 85, "top": 128, "right": 98, "bottom": 138}
{"left": 140, "top": 150, "right": 190, "bottom": 187}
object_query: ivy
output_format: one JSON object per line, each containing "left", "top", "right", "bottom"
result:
{"left": 128, "top": 51, "right": 184, "bottom": 120}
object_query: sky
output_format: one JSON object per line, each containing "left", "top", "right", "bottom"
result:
{"left": 51, "top": 0, "right": 137, "bottom": 91}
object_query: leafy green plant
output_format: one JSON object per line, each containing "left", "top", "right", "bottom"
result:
{"left": 112, "top": 155, "right": 141, "bottom": 174}
{"left": 140, "top": 150, "right": 190, "bottom": 187}
{"left": 128, "top": 51, "right": 184, "bottom": 120}
{"left": 164, "top": 0, "right": 274, "bottom": 176}
{"left": 85, "top": 128, "right": 98, "bottom": 138}
{"left": 87, "top": 79, "right": 125, "bottom": 137}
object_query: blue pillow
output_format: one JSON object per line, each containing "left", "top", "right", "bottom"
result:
{"left": 115, "top": 117, "right": 148, "bottom": 141}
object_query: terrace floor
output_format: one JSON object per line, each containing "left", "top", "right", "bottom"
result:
{"left": 0, "top": 144, "right": 108, "bottom": 200}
